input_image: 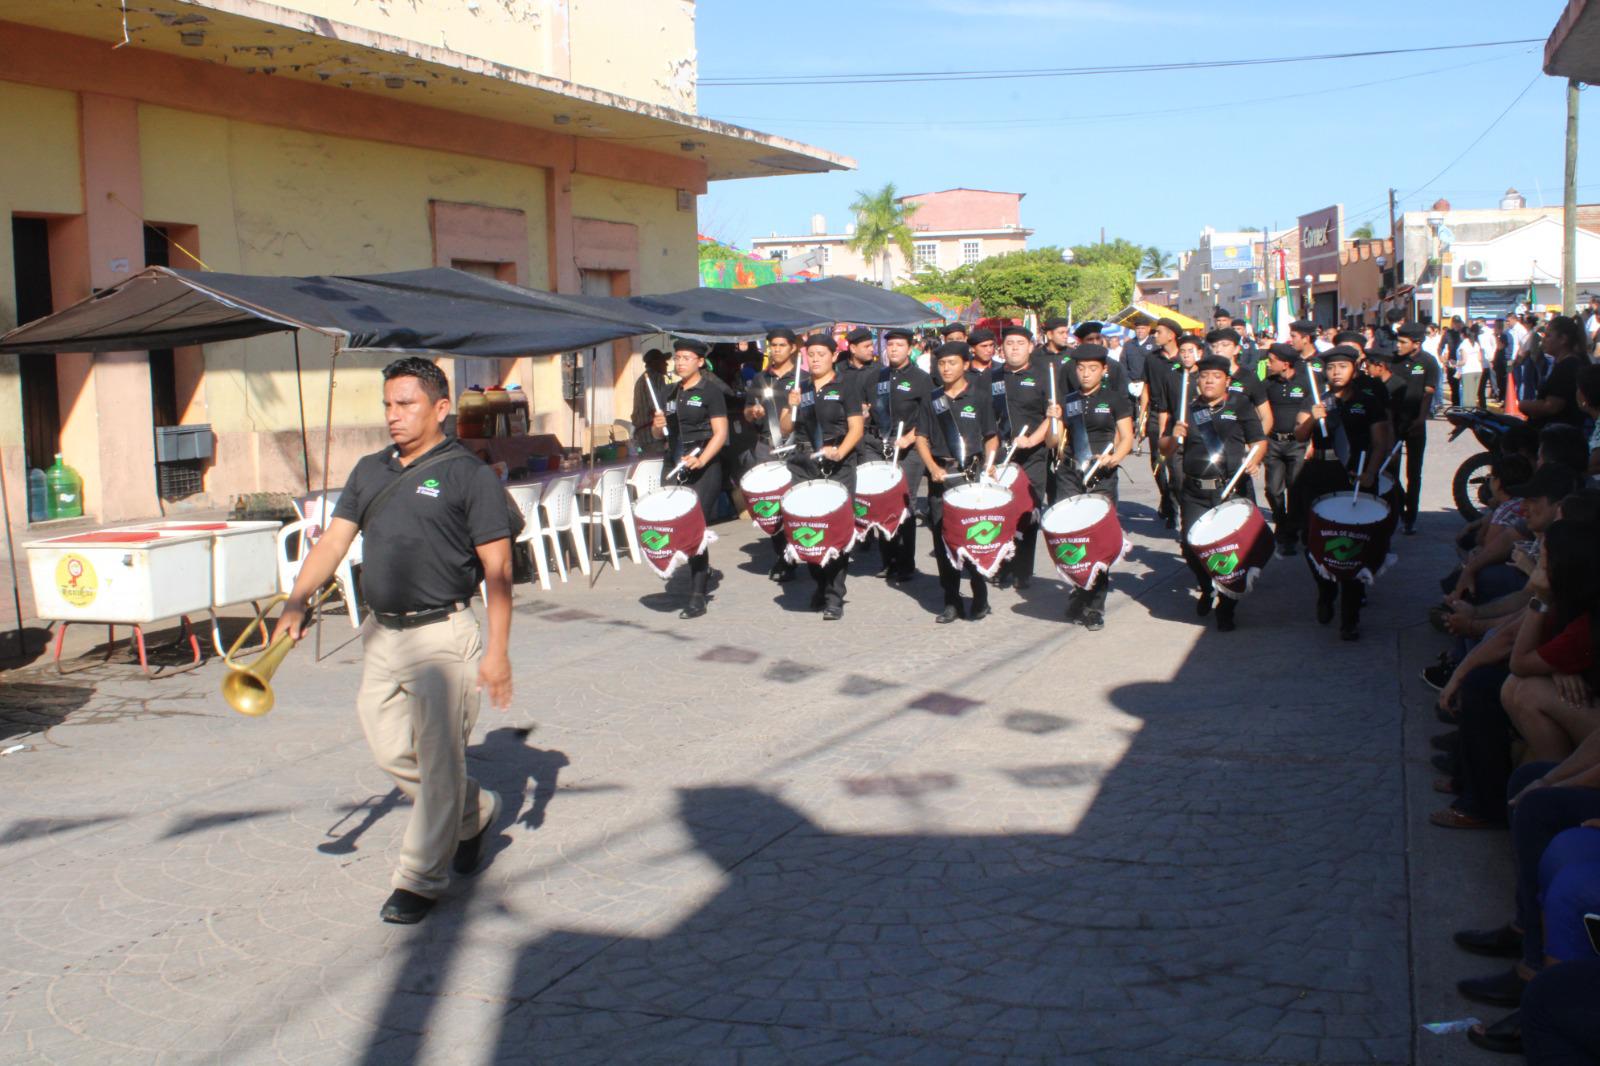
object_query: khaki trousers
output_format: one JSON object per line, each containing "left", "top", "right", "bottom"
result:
{"left": 356, "top": 607, "right": 494, "bottom": 897}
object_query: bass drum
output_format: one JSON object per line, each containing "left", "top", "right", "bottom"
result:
{"left": 634, "top": 486, "right": 716, "bottom": 579}
{"left": 1183, "top": 497, "right": 1273, "bottom": 599}
{"left": 853, "top": 461, "right": 909, "bottom": 537}
{"left": 739, "top": 461, "right": 793, "bottom": 535}
{"left": 1040, "top": 494, "right": 1128, "bottom": 589}
{"left": 781, "top": 479, "right": 858, "bottom": 566}
{"left": 940, "top": 481, "right": 1016, "bottom": 578}
{"left": 1307, "top": 491, "right": 1396, "bottom": 585}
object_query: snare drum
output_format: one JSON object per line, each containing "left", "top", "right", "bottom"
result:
{"left": 853, "top": 461, "right": 909, "bottom": 537}
{"left": 1184, "top": 497, "right": 1273, "bottom": 599}
{"left": 634, "top": 486, "right": 716, "bottom": 579}
{"left": 1040, "top": 494, "right": 1128, "bottom": 589}
{"left": 1307, "top": 491, "right": 1395, "bottom": 585}
{"left": 781, "top": 479, "right": 858, "bottom": 566}
{"left": 940, "top": 481, "right": 1016, "bottom": 578}
{"left": 991, "top": 461, "right": 1035, "bottom": 532}
{"left": 739, "top": 461, "right": 793, "bottom": 535}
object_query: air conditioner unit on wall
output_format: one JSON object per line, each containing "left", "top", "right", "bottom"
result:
{"left": 1463, "top": 260, "right": 1487, "bottom": 280}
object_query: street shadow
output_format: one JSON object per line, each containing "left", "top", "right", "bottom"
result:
{"left": 318, "top": 789, "right": 404, "bottom": 855}
{"left": 0, "top": 680, "right": 94, "bottom": 741}
{"left": 162, "top": 807, "right": 288, "bottom": 840}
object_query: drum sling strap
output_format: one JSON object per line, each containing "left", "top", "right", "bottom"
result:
{"left": 1062, "top": 395, "right": 1093, "bottom": 468}
{"left": 872, "top": 367, "right": 895, "bottom": 448}
{"left": 1189, "top": 406, "right": 1227, "bottom": 473}
{"left": 932, "top": 394, "right": 969, "bottom": 471}
{"left": 798, "top": 384, "right": 824, "bottom": 453}
{"left": 991, "top": 369, "right": 1013, "bottom": 442}
{"left": 762, "top": 370, "right": 795, "bottom": 450}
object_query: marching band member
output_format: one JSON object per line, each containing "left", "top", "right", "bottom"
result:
{"left": 743, "top": 328, "right": 802, "bottom": 582}
{"left": 655, "top": 338, "right": 728, "bottom": 619}
{"left": 878, "top": 328, "right": 937, "bottom": 584}
{"left": 993, "top": 325, "right": 1056, "bottom": 589}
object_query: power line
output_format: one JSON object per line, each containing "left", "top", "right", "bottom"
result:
{"left": 701, "top": 38, "right": 1542, "bottom": 87}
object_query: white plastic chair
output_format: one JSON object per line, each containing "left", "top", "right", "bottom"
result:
{"left": 539, "top": 476, "right": 590, "bottom": 578}
{"left": 275, "top": 519, "right": 363, "bottom": 628}
{"left": 628, "top": 458, "right": 663, "bottom": 501}
{"left": 509, "top": 483, "right": 555, "bottom": 590}
{"left": 577, "top": 467, "right": 642, "bottom": 569}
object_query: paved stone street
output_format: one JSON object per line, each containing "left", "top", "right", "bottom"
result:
{"left": 0, "top": 424, "right": 1499, "bottom": 1064}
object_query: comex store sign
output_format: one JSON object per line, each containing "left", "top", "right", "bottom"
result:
{"left": 1302, "top": 221, "right": 1332, "bottom": 249}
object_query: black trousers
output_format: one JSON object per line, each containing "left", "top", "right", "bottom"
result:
{"left": 929, "top": 472, "right": 988, "bottom": 610}
{"left": 1055, "top": 473, "right": 1119, "bottom": 612}
{"left": 1523, "top": 959, "right": 1600, "bottom": 1064}
{"left": 681, "top": 455, "right": 722, "bottom": 598}
{"left": 1148, "top": 419, "right": 1175, "bottom": 518}
{"left": 1009, "top": 446, "right": 1051, "bottom": 582}
{"left": 1262, "top": 436, "right": 1305, "bottom": 545}
{"left": 884, "top": 452, "right": 925, "bottom": 577}
{"left": 1177, "top": 484, "right": 1222, "bottom": 591}
{"left": 1308, "top": 554, "right": 1363, "bottom": 630}
{"left": 787, "top": 455, "right": 856, "bottom": 607}
{"left": 1400, "top": 424, "right": 1426, "bottom": 526}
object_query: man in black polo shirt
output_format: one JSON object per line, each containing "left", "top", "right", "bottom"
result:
{"left": 877, "top": 328, "right": 936, "bottom": 583}
{"left": 1143, "top": 317, "right": 1184, "bottom": 526}
{"left": 276, "top": 357, "right": 513, "bottom": 925}
{"left": 1392, "top": 322, "right": 1440, "bottom": 534}
{"left": 994, "top": 324, "right": 1056, "bottom": 589}
{"left": 1261, "top": 343, "right": 1311, "bottom": 555}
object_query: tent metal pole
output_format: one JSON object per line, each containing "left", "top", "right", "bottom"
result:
{"left": 293, "top": 333, "right": 311, "bottom": 492}
{"left": 316, "top": 337, "right": 339, "bottom": 661}
{"left": 0, "top": 446, "right": 25, "bottom": 659}
{"left": 587, "top": 346, "right": 600, "bottom": 588}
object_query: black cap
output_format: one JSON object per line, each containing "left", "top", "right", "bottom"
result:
{"left": 1195, "top": 355, "right": 1232, "bottom": 374}
{"left": 1155, "top": 317, "right": 1183, "bottom": 335}
{"left": 1334, "top": 330, "right": 1366, "bottom": 346}
{"left": 672, "top": 337, "right": 709, "bottom": 356}
{"left": 1001, "top": 324, "right": 1032, "bottom": 341}
{"left": 1072, "top": 343, "right": 1109, "bottom": 364}
{"left": 1509, "top": 464, "right": 1579, "bottom": 501}
{"left": 966, "top": 327, "right": 996, "bottom": 345}
{"left": 1363, "top": 348, "right": 1395, "bottom": 366}
{"left": 801, "top": 333, "right": 836, "bottom": 351}
{"left": 1322, "top": 344, "right": 1361, "bottom": 364}
{"left": 1205, "top": 328, "right": 1241, "bottom": 346}
{"left": 884, "top": 328, "right": 913, "bottom": 342}
{"left": 765, "top": 328, "right": 796, "bottom": 343}
{"left": 1266, "top": 342, "right": 1300, "bottom": 362}
{"left": 939, "top": 322, "right": 968, "bottom": 337}
{"left": 1073, "top": 321, "right": 1104, "bottom": 340}
{"left": 1175, "top": 333, "right": 1205, "bottom": 349}
{"left": 1397, "top": 323, "right": 1427, "bottom": 341}
{"left": 845, "top": 327, "right": 874, "bottom": 345}
{"left": 1043, "top": 316, "right": 1070, "bottom": 331}
{"left": 1289, "top": 319, "right": 1317, "bottom": 336}
{"left": 934, "top": 341, "right": 971, "bottom": 361}
{"left": 1212, "top": 306, "right": 1233, "bottom": 319}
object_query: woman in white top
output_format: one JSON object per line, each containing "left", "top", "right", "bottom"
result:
{"left": 1455, "top": 332, "right": 1485, "bottom": 409}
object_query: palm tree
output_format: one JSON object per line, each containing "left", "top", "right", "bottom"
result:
{"left": 1351, "top": 221, "right": 1376, "bottom": 240}
{"left": 847, "top": 183, "right": 919, "bottom": 287}
{"left": 1141, "top": 246, "right": 1175, "bottom": 278}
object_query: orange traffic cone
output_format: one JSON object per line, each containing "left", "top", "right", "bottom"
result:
{"left": 1504, "top": 378, "right": 1521, "bottom": 418}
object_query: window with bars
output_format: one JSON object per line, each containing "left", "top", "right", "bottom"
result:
{"left": 961, "top": 240, "right": 981, "bottom": 265}
{"left": 914, "top": 242, "right": 938, "bottom": 269}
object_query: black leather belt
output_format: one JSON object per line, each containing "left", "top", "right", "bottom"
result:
{"left": 1271, "top": 431, "right": 1298, "bottom": 441}
{"left": 373, "top": 601, "right": 469, "bottom": 630}
{"left": 1185, "top": 476, "right": 1223, "bottom": 491}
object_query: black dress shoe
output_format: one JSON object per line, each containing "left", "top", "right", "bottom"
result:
{"left": 1195, "top": 591, "right": 1214, "bottom": 617}
{"left": 1082, "top": 609, "right": 1105, "bottom": 632}
{"left": 1453, "top": 924, "right": 1523, "bottom": 959}
{"left": 1422, "top": 656, "right": 1454, "bottom": 691}
{"left": 822, "top": 606, "right": 842, "bottom": 621}
{"left": 968, "top": 603, "right": 992, "bottom": 622}
{"left": 1064, "top": 594, "right": 1086, "bottom": 623}
{"left": 1164, "top": 514, "right": 1177, "bottom": 530}
{"left": 380, "top": 889, "right": 435, "bottom": 925}
{"left": 452, "top": 791, "right": 501, "bottom": 875}
{"left": 776, "top": 565, "right": 797, "bottom": 583}
{"left": 892, "top": 568, "right": 917, "bottom": 583}
{"left": 936, "top": 605, "right": 963, "bottom": 624}
{"left": 1014, "top": 575, "right": 1031, "bottom": 590}
{"left": 1340, "top": 625, "right": 1359, "bottom": 641}
{"left": 1457, "top": 968, "right": 1526, "bottom": 1007}
{"left": 679, "top": 595, "right": 707, "bottom": 619}
{"left": 766, "top": 562, "right": 785, "bottom": 581}
{"left": 809, "top": 589, "right": 826, "bottom": 611}
{"left": 1402, "top": 522, "right": 1417, "bottom": 537}
{"left": 1316, "top": 597, "right": 1335, "bottom": 625}
{"left": 1467, "top": 1011, "right": 1522, "bottom": 1054}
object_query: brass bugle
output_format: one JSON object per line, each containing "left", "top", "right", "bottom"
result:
{"left": 221, "top": 586, "right": 336, "bottom": 717}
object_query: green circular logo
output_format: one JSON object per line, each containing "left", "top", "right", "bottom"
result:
{"left": 1055, "top": 542, "right": 1087, "bottom": 565}
{"left": 423, "top": 478, "right": 440, "bottom": 488}
{"left": 792, "top": 526, "right": 825, "bottom": 548}
{"left": 966, "top": 520, "right": 1001, "bottom": 546}
{"left": 640, "top": 530, "right": 670, "bottom": 551}
{"left": 1206, "top": 551, "right": 1240, "bottom": 575}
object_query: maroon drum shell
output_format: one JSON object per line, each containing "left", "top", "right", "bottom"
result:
{"left": 853, "top": 461, "right": 910, "bottom": 537}
{"left": 1307, "top": 492, "right": 1394, "bottom": 583}
{"left": 739, "top": 461, "right": 792, "bottom": 535}
{"left": 781, "top": 480, "right": 858, "bottom": 566}
{"left": 633, "top": 486, "right": 712, "bottom": 579}
{"left": 940, "top": 481, "right": 1017, "bottom": 578}
{"left": 992, "top": 463, "right": 1035, "bottom": 535}
{"left": 1040, "top": 495, "right": 1126, "bottom": 590}
{"left": 1183, "top": 498, "right": 1274, "bottom": 598}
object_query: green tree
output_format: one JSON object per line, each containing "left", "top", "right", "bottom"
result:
{"left": 846, "top": 183, "right": 919, "bottom": 287}
{"left": 1141, "top": 246, "right": 1175, "bottom": 277}
{"left": 1069, "top": 238, "right": 1145, "bottom": 276}
{"left": 698, "top": 238, "right": 744, "bottom": 261}
{"left": 1351, "top": 221, "right": 1376, "bottom": 239}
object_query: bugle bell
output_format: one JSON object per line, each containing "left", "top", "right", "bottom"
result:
{"left": 221, "top": 586, "right": 335, "bottom": 717}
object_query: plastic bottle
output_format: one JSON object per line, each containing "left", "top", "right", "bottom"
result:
{"left": 45, "top": 454, "right": 83, "bottom": 519}
{"left": 27, "top": 468, "right": 47, "bottom": 522}
{"left": 506, "top": 383, "right": 529, "bottom": 436}
{"left": 456, "top": 387, "right": 488, "bottom": 439}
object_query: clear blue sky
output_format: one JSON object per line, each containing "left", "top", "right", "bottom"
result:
{"left": 695, "top": 0, "right": 1598, "bottom": 260}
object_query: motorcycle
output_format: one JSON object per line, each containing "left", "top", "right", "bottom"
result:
{"left": 1446, "top": 406, "right": 1526, "bottom": 520}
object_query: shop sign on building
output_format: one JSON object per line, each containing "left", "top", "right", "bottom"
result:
{"left": 1297, "top": 204, "right": 1344, "bottom": 275}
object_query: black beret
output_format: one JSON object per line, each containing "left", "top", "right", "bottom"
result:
{"left": 1397, "top": 323, "right": 1427, "bottom": 341}
{"left": 1043, "top": 316, "right": 1071, "bottom": 331}
{"left": 1212, "top": 307, "right": 1234, "bottom": 319}
{"left": 801, "top": 333, "right": 836, "bottom": 351}
{"left": 1363, "top": 348, "right": 1396, "bottom": 366}
{"left": 1001, "top": 324, "right": 1032, "bottom": 341}
{"left": 966, "top": 327, "right": 996, "bottom": 345}
{"left": 1073, "top": 321, "right": 1104, "bottom": 340}
{"left": 1266, "top": 342, "right": 1300, "bottom": 362}
{"left": 939, "top": 323, "right": 968, "bottom": 337}
{"left": 845, "top": 327, "right": 874, "bottom": 345}
{"left": 672, "top": 337, "right": 709, "bottom": 356}
{"left": 1205, "top": 328, "right": 1241, "bottom": 346}
{"left": 1289, "top": 319, "right": 1318, "bottom": 335}
{"left": 1333, "top": 330, "right": 1366, "bottom": 346}
{"left": 934, "top": 341, "right": 971, "bottom": 361}
{"left": 1155, "top": 317, "right": 1183, "bottom": 334}
{"left": 1195, "top": 355, "right": 1232, "bottom": 374}
{"left": 1323, "top": 344, "right": 1361, "bottom": 364}
{"left": 1175, "top": 333, "right": 1205, "bottom": 349}
{"left": 1072, "top": 343, "right": 1109, "bottom": 364}
{"left": 884, "top": 328, "right": 913, "bottom": 342}
{"left": 765, "top": 328, "right": 797, "bottom": 343}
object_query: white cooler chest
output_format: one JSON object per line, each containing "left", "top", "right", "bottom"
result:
{"left": 26, "top": 529, "right": 214, "bottom": 624}
{"left": 123, "top": 521, "right": 281, "bottom": 606}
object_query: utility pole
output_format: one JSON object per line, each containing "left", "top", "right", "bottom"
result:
{"left": 1563, "top": 78, "right": 1579, "bottom": 315}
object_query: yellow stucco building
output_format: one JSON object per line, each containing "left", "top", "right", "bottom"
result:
{"left": 0, "top": 0, "right": 848, "bottom": 521}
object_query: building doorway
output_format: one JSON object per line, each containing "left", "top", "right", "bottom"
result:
{"left": 10, "top": 216, "right": 61, "bottom": 472}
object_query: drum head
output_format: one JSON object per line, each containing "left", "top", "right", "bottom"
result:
{"left": 993, "top": 463, "right": 1021, "bottom": 488}
{"left": 635, "top": 485, "right": 698, "bottom": 522}
{"left": 945, "top": 482, "right": 1011, "bottom": 509}
{"left": 1186, "top": 497, "right": 1253, "bottom": 543}
{"left": 740, "top": 461, "right": 792, "bottom": 494}
{"left": 1041, "top": 494, "right": 1110, "bottom": 534}
{"left": 855, "top": 461, "right": 905, "bottom": 493}
{"left": 1312, "top": 493, "right": 1390, "bottom": 525}
{"left": 783, "top": 480, "right": 849, "bottom": 517}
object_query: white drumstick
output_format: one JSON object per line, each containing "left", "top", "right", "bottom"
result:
{"left": 1351, "top": 450, "right": 1366, "bottom": 500}
{"left": 1177, "top": 369, "right": 1190, "bottom": 427}
{"left": 1305, "top": 362, "right": 1326, "bottom": 436}
{"left": 644, "top": 374, "right": 663, "bottom": 414}
{"left": 986, "top": 425, "right": 1028, "bottom": 480}
{"left": 891, "top": 420, "right": 904, "bottom": 465}
{"left": 1375, "top": 439, "right": 1404, "bottom": 477}
{"left": 1219, "top": 448, "right": 1256, "bottom": 500}
{"left": 1081, "top": 439, "right": 1116, "bottom": 483}
{"left": 664, "top": 446, "right": 702, "bottom": 483}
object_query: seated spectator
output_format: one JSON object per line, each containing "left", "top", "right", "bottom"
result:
{"left": 1540, "top": 422, "right": 1591, "bottom": 480}
{"left": 1578, "top": 363, "right": 1600, "bottom": 484}
{"left": 1521, "top": 958, "right": 1600, "bottom": 1062}
{"left": 1449, "top": 465, "right": 1574, "bottom": 606}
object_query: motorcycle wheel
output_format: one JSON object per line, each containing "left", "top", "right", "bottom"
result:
{"left": 1453, "top": 451, "right": 1495, "bottom": 521}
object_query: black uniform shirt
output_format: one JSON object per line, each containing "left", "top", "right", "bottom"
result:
{"left": 1228, "top": 367, "right": 1269, "bottom": 409}
{"left": 795, "top": 372, "right": 856, "bottom": 446}
{"left": 1062, "top": 384, "right": 1133, "bottom": 455}
{"left": 1179, "top": 393, "right": 1265, "bottom": 478}
{"left": 1145, "top": 353, "right": 1185, "bottom": 415}
{"left": 997, "top": 362, "right": 1057, "bottom": 441}
{"left": 1264, "top": 370, "right": 1313, "bottom": 432}
{"left": 1394, "top": 351, "right": 1441, "bottom": 424}
{"left": 881, "top": 362, "right": 936, "bottom": 436}
{"left": 666, "top": 376, "right": 727, "bottom": 447}
{"left": 1536, "top": 355, "right": 1586, "bottom": 429}
{"left": 745, "top": 363, "right": 801, "bottom": 411}
{"left": 1311, "top": 378, "right": 1390, "bottom": 463}
{"left": 333, "top": 437, "right": 512, "bottom": 615}
{"left": 920, "top": 381, "right": 997, "bottom": 464}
